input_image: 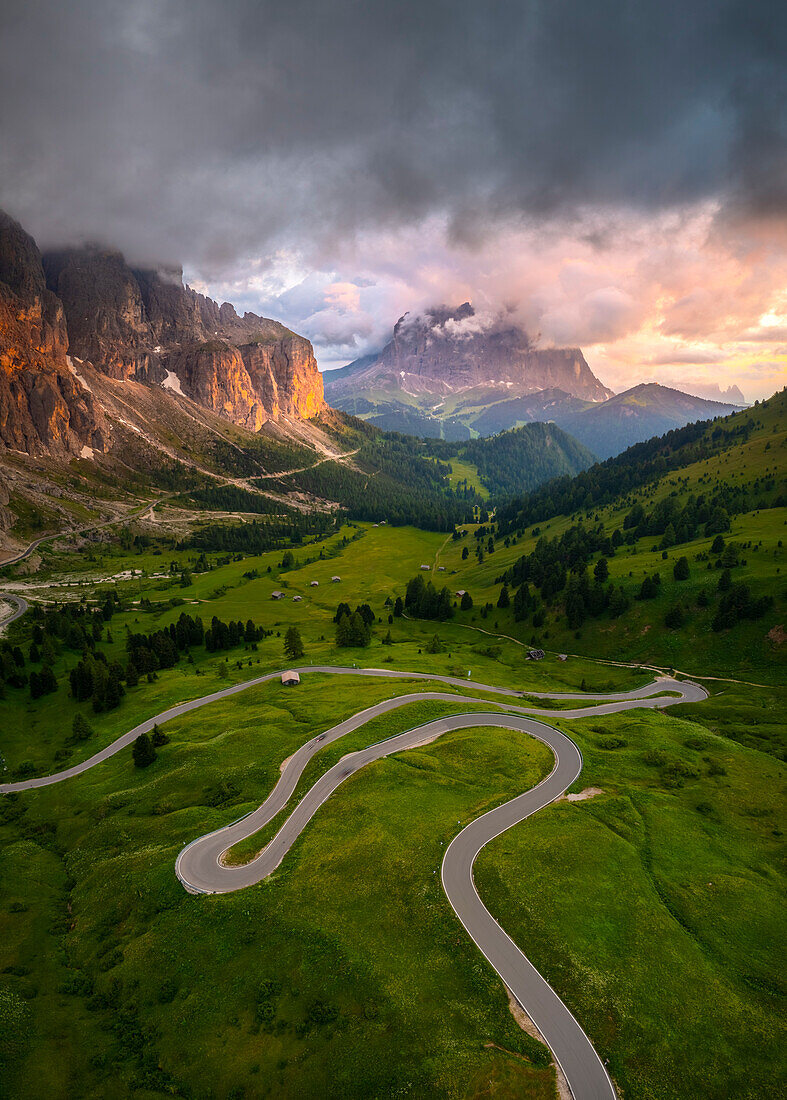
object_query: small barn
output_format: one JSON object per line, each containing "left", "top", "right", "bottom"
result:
{"left": 526, "top": 649, "right": 545, "bottom": 661}
{"left": 332, "top": 575, "right": 341, "bottom": 582}
{"left": 292, "top": 595, "right": 303, "bottom": 602}
{"left": 438, "top": 566, "right": 445, "bottom": 571}
{"left": 455, "top": 590, "right": 466, "bottom": 597}
{"left": 420, "top": 564, "right": 430, "bottom": 571}
{"left": 271, "top": 591, "right": 285, "bottom": 600}
{"left": 281, "top": 671, "right": 300, "bottom": 686}
{"left": 310, "top": 581, "right": 319, "bottom": 587}
{"left": 558, "top": 654, "right": 568, "bottom": 662}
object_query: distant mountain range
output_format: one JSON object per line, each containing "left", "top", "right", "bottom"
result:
{"left": 324, "top": 304, "right": 744, "bottom": 457}
{"left": 554, "top": 382, "right": 744, "bottom": 460}
{"left": 671, "top": 381, "right": 746, "bottom": 405}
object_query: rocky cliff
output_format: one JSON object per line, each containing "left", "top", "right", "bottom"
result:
{"left": 326, "top": 303, "right": 613, "bottom": 405}
{"left": 0, "top": 212, "right": 109, "bottom": 455}
{"left": 323, "top": 302, "right": 612, "bottom": 440}
{"left": 42, "top": 246, "right": 324, "bottom": 425}
{"left": 0, "top": 208, "right": 325, "bottom": 459}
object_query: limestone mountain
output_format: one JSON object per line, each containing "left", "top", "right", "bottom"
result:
{"left": 323, "top": 302, "right": 613, "bottom": 439}
{"left": 42, "top": 246, "right": 324, "bottom": 429}
{"left": 0, "top": 208, "right": 324, "bottom": 462}
{"left": 0, "top": 211, "right": 110, "bottom": 456}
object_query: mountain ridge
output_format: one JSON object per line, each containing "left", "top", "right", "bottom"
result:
{"left": 557, "top": 382, "right": 744, "bottom": 459}
{"left": 324, "top": 302, "right": 613, "bottom": 440}
{"left": 0, "top": 210, "right": 325, "bottom": 459}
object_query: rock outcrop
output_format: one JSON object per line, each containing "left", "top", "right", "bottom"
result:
{"left": 43, "top": 246, "right": 324, "bottom": 426}
{"left": 0, "top": 208, "right": 325, "bottom": 458}
{"left": 0, "top": 212, "right": 109, "bottom": 455}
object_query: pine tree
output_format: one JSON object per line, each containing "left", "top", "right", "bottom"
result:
{"left": 72, "top": 714, "right": 93, "bottom": 742}
{"left": 673, "top": 556, "right": 690, "bottom": 581}
{"left": 132, "top": 732, "right": 156, "bottom": 768}
{"left": 39, "top": 665, "right": 58, "bottom": 695}
{"left": 460, "top": 592, "right": 473, "bottom": 610}
{"left": 284, "top": 626, "right": 304, "bottom": 660}
{"left": 608, "top": 586, "right": 630, "bottom": 618}
{"left": 497, "top": 585, "right": 510, "bottom": 609}
{"left": 665, "top": 604, "right": 684, "bottom": 628}
{"left": 151, "top": 723, "right": 170, "bottom": 747}
{"left": 594, "top": 558, "right": 609, "bottom": 583}
{"left": 336, "top": 612, "right": 353, "bottom": 647}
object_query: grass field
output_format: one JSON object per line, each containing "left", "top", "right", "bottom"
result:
{"left": 1, "top": 399, "right": 785, "bottom": 1098}
{"left": 1, "top": 684, "right": 561, "bottom": 1099}
{"left": 447, "top": 458, "right": 489, "bottom": 499}
{"left": 1, "top": 672, "right": 784, "bottom": 1098}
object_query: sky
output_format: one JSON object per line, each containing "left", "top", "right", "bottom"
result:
{"left": 0, "top": 0, "right": 785, "bottom": 400}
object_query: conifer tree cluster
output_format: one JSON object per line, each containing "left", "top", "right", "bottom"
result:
{"left": 335, "top": 602, "right": 374, "bottom": 647}
{"left": 403, "top": 576, "right": 454, "bottom": 621}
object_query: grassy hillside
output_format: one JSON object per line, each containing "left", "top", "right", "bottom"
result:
{"left": 1, "top": 392, "right": 785, "bottom": 1098}
{"left": 1, "top": 602, "right": 782, "bottom": 1098}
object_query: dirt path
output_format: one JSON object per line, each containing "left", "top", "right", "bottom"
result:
{"left": 404, "top": 614, "right": 774, "bottom": 690}
{"left": 432, "top": 533, "right": 452, "bottom": 577}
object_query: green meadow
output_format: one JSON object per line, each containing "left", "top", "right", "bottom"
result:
{"left": 1, "top": 397, "right": 785, "bottom": 1098}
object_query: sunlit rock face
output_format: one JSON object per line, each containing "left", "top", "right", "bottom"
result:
{"left": 0, "top": 207, "right": 325, "bottom": 456}
{"left": 0, "top": 211, "right": 109, "bottom": 455}
{"left": 326, "top": 302, "right": 613, "bottom": 406}
{"left": 42, "top": 244, "right": 325, "bottom": 427}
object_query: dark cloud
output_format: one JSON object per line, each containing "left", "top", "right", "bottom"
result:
{"left": 0, "top": 0, "right": 784, "bottom": 275}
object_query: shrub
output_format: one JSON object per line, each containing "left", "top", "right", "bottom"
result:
{"left": 306, "top": 998, "right": 338, "bottom": 1026}
{"left": 132, "top": 732, "right": 156, "bottom": 768}
{"left": 665, "top": 603, "right": 684, "bottom": 628}
{"left": 643, "top": 749, "right": 668, "bottom": 766}
{"left": 673, "top": 556, "right": 690, "bottom": 581}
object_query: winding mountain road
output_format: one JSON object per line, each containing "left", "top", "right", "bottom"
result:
{"left": 0, "top": 666, "right": 706, "bottom": 1099}
{"left": 0, "top": 593, "right": 28, "bottom": 631}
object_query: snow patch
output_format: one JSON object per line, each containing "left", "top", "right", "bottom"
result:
{"left": 118, "top": 417, "right": 143, "bottom": 434}
{"left": 162, "top": 370, "right": 184, "bottom": 396}
{"left": 66, "top": 355, "right": 93, "bottom": 392}
{"left": 80, "top": 445, "right": 94, "bottom": 460}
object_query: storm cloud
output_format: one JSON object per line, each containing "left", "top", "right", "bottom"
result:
{"left": 0, "top": 1, "right": 784, "bottom": 396}
{"left": 1, "top": 0, "right": 784, "bottom": 268}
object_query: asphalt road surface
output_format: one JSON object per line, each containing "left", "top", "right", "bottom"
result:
{"left": 0, "top": 666, "right": 707, "bottom": 1100}
{"left": 0, "top": 495, "right": 168, "bottom": 568}
{"left": 0, "top": 593, "right": 29, "bottom": 630}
